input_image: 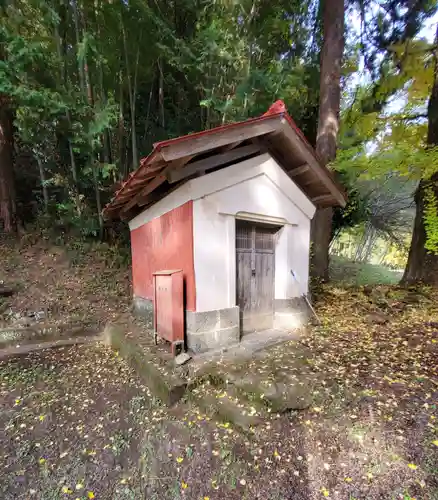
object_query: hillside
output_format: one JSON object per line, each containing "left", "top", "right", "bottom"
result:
{"left": 0, "top": 236, "right": 131, "bottom": 331}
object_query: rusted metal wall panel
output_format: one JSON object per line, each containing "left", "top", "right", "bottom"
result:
{"left": 130, "top": 201, "right": 195, "bottom": 311}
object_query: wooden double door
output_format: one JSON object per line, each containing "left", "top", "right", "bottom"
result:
{"left": 236, "top": 220, "right": 278, "bottom": 333}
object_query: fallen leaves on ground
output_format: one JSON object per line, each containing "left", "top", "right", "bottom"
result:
{"left": 0, "top": 283, "right": 437, "bottom": 499}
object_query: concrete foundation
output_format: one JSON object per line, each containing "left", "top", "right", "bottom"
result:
{"left": 186, "top": 306, "right": 240, "bottom": 353}
{"left": 133, "top": 295, "right": 309, "bottom": 352}
{"left": 274, "top": 298, "right": 309, "bottom": 330}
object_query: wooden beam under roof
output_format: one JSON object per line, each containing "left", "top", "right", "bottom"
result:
{"left": 120, "top": 156, "right": 193, "bottom": 214}
{"left": 167, "top": 143, "right": 261, "bottom": 184}
{"left": 311, "top": 194, "right": 334, "bottom": 204}
{"left": 279, "top": 119, "right": 346, "bottom": 207}
{"left": 121, "top": 175, "right": 166, "bottom": 215}
{"left": 159, "top": 118, "right": 281, "bottom": 162}
{"left": 289, "top": 163, "right": 310, "bottom": 177}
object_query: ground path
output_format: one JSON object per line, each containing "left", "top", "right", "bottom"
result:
{"left": 0, "top": 284, "right": 437, "bottom": 499}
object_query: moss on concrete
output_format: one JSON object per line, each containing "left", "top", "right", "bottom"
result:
{"left": 104, "top": 324, "right": 187, "bottom": 405}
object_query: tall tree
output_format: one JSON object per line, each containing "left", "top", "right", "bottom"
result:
{"left": 311, "top": 0, "right": 345, "bottom": 280}
{"left": 0, "top": 5, "right": 16, "bottom": 233}
{"left": 402, "top": 25, "right": 438, "bottom": 285}
{"left": 0, "top": 103, "right": 16, "bottom": 232}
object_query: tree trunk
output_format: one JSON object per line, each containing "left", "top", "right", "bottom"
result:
{"left": 158, "top": 58, "right": 165, "bottom": 130}
{"left": 55, "top": 15, "right": 81, "bottom": 216}
{"left": 36, "top": 155, "right": 49, "bottom": 214}
{"left": 402, "top": 25, "right": 438, "bottom": 285}
{"left": 0, "top": 105, "right": 16, "bottom": 232}
{"left": 72, "top": 0, "right": 85, "bottom": 94}
{"left": 311, "top": 0, "right": 344, "bottom": 281}
{"left": 118, "top": 73, "right": 126, "bottom": 180}
{"left": 121, "top": 16, "right": 139, "bottom": 171}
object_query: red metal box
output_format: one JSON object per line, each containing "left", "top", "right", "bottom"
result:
{"left": 153, "top": 270, "right": 184, "bottom": 355}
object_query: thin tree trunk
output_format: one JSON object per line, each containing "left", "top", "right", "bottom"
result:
{"left": 118, "top": 71, "right": 126, "bottom": 180}
{"left": 0, "top": 106, "right": 16, "bottom": 232}
{"left": 99, "top": 61, "right": 112, "bottom": 165}
{"left": 36, "top": 155, "right": 49, "bottom": 214}
{"left": 311, "top": 0, "right": 345, "bottom": 281}
{"left": 55, "top": 16, "right": 81, "bottom": 215}
{"left": 402, "top": 24, "right": 438, "bottom": 285}
{"left": 158, "top": 58, "right": 165, "bottom": 130}
{"left": 131, "top": 45, "right": 140, "bottom": 168}
{"left": 72, "top": 0, "right": 85, "bottom": 93}
{"left": 81, "top": 3, "right": 103, "bottom": 238}
{"left": 143, "top": 78, "right": 154, "bottom": 143}
{"left": 94, "top": 0, "right": 111, "bottom": 166}
{"left": 121, "top": 17, "right": 139, "bottom": 170}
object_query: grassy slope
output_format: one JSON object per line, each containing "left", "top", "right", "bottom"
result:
{"left": 330, "top": 255, "right": 403, "bottom": 286}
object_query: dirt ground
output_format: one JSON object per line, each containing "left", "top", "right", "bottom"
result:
{"left": 0, "top": 238, "right": 131, "bottom": 329}
{"left": 0, "top": 239, "right": 437, "bottom": 499}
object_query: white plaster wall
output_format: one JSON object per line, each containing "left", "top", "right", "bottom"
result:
{"left": 193, "top": 173, "right": 312, "bottom": 312}
{"left": 128, "top": 153, "right": 314, "bottom": 313}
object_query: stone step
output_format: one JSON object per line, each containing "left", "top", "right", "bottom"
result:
{"left": 104, "top": 323, "right": 187, "bottom": 405}
{"left": 224, "top": 369, "right": 314, "bottom": 412}
{"left": 191, "top": 383, "right": 264, "bottom": 431}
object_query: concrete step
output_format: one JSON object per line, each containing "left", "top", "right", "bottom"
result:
{"left": 224, "top": 369, "right": 314, "bottom": 412}
{"left": 191, "top": 383, "right": 264, "bottom": 431}
{"left": 104, "top": 323, "right": 187, "bottom": 405}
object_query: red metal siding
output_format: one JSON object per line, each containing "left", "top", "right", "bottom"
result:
{"left": 153, "top": 270, "right": 184, "bottom": 355}
{"left": 130, "top": 201, "right": 196, "bottom": 311}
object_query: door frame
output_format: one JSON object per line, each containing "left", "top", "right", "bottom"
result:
{"left": 235, "top": 217, "right": 282, "bottom": 333}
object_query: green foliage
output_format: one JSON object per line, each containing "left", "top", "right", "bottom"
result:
{"left": 0, "top": 0, "right": 436, "bottom": 253}
{"left": 0, "top": 0, "right": 324, "bottom": 238}
{"left": 423, "top": 184, "right": 438, "bottom": 253}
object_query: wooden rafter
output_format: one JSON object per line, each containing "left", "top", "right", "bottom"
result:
{"left": 159, "top": 119, "right": 280, "bottom": 162}
{"left": 120, "top": 156, "right": 193, "bottom": 214}
{"left": 289, "top": 164, "right": 310, "bottom": 177}
{"left": 167, "top": 144, "right": 260, "bottom": 184}
{"left": 311, "top": 194, "right": 333, "bottom": 204}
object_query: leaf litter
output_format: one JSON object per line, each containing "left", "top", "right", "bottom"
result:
{"left": 0, "top": 239, "right": 437, "bottom": 499}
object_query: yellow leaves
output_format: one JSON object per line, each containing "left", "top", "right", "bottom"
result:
{"left": 408, "top": 463, "right": 418, "bottom": 470}
{"left": 273, "top": 449, "right": 280, "bottom": 459}
{"left": 38, "top": 415, "right": 45, "bottom": 421}
{"left": 87, "top": 492, "right": 95, "bottom": 499}
{"left": 62, "top": 486, "right": 73, "bottom": 494}
{"left": 432, "top": 440, "right": 438, "bottom": 447}
{"left": 38, "top": 458, "right": 46, "bottom": 465}
{"left": 181, "top": 481, "right": 188, "bottom": 489}
{"left": 203, "top": 497, "right": 210, "bottom": 500}
{"left": 75, "top": 483, "right": 84, "bottom": 490}
{"left": 14, "top": 398, "right": 21, "bottom": 406}
{"left": 176, "top": 456, "right": 184, "bottom": 463}
{"left": 320, "top": 487, "right": 330, "bottom": 497}
{"left": 344, "top": 477, "right": 353, "bottom": 483}
{"left": 366, "top": 472, "right": 373, "bottom": 480}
